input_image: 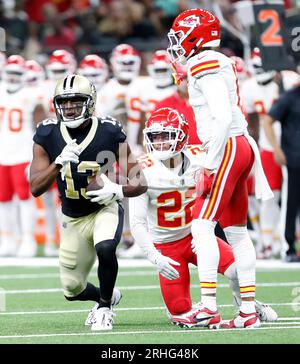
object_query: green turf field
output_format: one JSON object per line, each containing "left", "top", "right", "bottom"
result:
{"left": 0, "top": 262, "right": 299, "bottom": 344}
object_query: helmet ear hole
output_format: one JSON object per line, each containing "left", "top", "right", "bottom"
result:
{"left": 189, "top": 37, "right": 197, "bottom": 43}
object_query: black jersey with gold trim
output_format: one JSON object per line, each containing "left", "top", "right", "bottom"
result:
{"left": 33, "top": 116, "right": 126, "bottom": 218}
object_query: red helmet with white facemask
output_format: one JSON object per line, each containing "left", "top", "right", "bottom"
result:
{"left": 144, "top": 107, "right": 189, "bottom": 160}
{"left": 46, "top": 50, "right": 77, "bottom": 81}
{"left": 78, "top": 54, "right": 108, "bottom": 90}
{"left": 3, "top": 55, "right": 26, "bottom": 92}
{"left": 110, "top": 44, "right": 141, "bottom": 82}
{"left": 25, "top": 60, "right": 45, "bottom": 86}
{"left": 168, "top": 8, "right": 221, "bottom": 65}
{"left": 147, "top": 50, "right": 174, "bottom": 88}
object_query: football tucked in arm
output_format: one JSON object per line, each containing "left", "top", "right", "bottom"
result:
{"left": 86, "top": 171, "right": 128, "bottom": 192}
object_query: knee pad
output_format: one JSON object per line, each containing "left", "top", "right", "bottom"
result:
{"left": 95, "top": 239, "right": 117, "bottom": 259}
{"left": 61, "top": 274, "right": 85, "bottom": 298}
{"left": 168, "top": 297, "right": 191, "bottom": 316}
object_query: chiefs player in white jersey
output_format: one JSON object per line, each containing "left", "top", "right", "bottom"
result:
{"left": 77, "top": 54, "right": 108, "bottom": 94}
{"left": 97, "top": 44, "right": 141, "bottom": 127}
{"left": 126, "top": 50, "right": 176, "bottom": 154}
{"left": 241, "top": 49, "right": 300, "bottom": 259}
{"left": 129, "top": 107, "right": 277, "bottom": 327}
{"left": 168, "top": 8, "right": 273, "bottom": 329}
{"left": 0, "top": 55, "right": 45, "bottom": 257}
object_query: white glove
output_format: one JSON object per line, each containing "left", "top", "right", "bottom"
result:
{"left": 86, "top": 174, "right": 124, "bottom": 204}
{"left": 148, "top": 252, "right": 180, "bottom": 280}
{"left": 55, "top": 139, "right": 81, "bottom": 180}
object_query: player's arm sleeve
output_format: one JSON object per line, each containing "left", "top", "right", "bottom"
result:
{"left": 129, "top": 193, "right": 159, "bottom": 261}
{"left": 195, "top": 73, "right": 232, "bottom": 170}
{"left": 268, "top": 92, "right": 290, "bottom": 124}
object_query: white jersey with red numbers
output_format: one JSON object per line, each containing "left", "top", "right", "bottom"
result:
{"left": 96, "top": 78, "right": 130, "bottom": 124}
{"left": 186, "top": 50, "right": 248, "bottom": 170}
{"left": 0, "top": 87, "right": 40, "bottom": 165}
{"left": 126, "top": 76, "right": 176, "bottom": 123}
{"left": 137, "top": 145, "right": 205, "bottom": 243}
{"left": 42, "top": 79, "right": 57, "bottom": 118}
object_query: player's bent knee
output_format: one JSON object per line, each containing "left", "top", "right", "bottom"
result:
{"left": 191, "top": 218, "right": 216, "bottom": 237}
{"left": 61, "top": 275, "right": 85, "bottom": 298}
{"left": 168, "top": 297, "right": 191, "bottom": 316}
{"left": 95, "top": 239, "right": 117, "bottom": 259}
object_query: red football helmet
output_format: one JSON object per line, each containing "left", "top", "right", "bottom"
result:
{"left": 78, "top": 54, "right": 108, "bottom": 90}
{"left": 110, "top": 44, "right": 141, "bottom": 82}
{"left": 46, "top": 49, "right": 77, "bottom": 81}
{"left": 147, "top": 50, "right": 173, "bottom": 87}
{"left": 144, "top": 107, "right": 189, "bottom": 160}
{"left": 3, "top": 55, "right": 26, "bottom": 92}
{"left": 168, "top": 8, "right": 221, "bottom": 64}
{"left": 230, "top": 56, "right": 249, "bottom": 83}
{"left": 25, "top": 60, "right": 45, "bottom": 86}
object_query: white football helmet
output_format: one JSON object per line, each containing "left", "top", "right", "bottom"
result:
{"left": 46, "top": 50, "right": 77, "bottom": 81}
{"left": 2, "top": 55, "right": 26, "bottom": 92}
{"left": 110, "top": 44, "right": 141, "bottom": 82}
{"left": 53, "top": 74, "right": 96, "bottom": 128}
{"left": 25, "top": 60, "right": 45, "bottom": 86}
{"left": 147, "top": 50, "right": 174, "bottom": 88}
{"left": 78, "top": 54, "right": 108, "bottom": 90}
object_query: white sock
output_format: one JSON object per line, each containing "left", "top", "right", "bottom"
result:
{"left": 19, "top": 198, "right": 36, "bottom": 244}
{"left": 0, "top": 201, "right": 14, "bottom": 245}
{"left": 192, "top": 219, "right": 219, "bottom": 299}
{"left": 224, "top": 226, "right": 256, "bottom": 300}
{"left": 41, "top": 191, "right": 57, "bottom": 243}
{"left": 260, "top": 190, "right": 280, "bottom": 248}
{"left": 240, "top": 300, "right": 255, "bottom": 314}
{"left": 201, "top": 295, "right": 217, "bottom": 312}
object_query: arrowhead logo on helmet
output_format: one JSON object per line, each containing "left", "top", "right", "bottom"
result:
{"left": 167, "top": 8, "right": 221, "bottom": 65}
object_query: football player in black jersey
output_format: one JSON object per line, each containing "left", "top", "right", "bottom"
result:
{"left": 30, "top": 74, "right": 147, "bottom": 331}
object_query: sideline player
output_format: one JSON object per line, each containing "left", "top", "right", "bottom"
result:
{"left": 30, "top": 75, "right": 147, "bottom": 331}
{"left": 167, "top": 8, "right": 273, "bottom": 328}
{"left": 129, "top": 107, "right": 277, "bottom": 327}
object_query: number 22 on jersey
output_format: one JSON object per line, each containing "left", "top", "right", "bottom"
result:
{"left": 157, "top": 188, "right": 195, "bottom": 228}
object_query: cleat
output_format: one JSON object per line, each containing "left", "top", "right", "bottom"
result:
{"left": 255, "top": 300, "right": 278, "bottom": 322}
{"left": 85, "top": 288, "right": 122, "bottom": 326}
{"left": 91, "top": 307, "right": 115, "bottom": 331}
{"left": 170, "top": 304, "right": 221, "bottom": 329}
{"left": 221, "top": 311, "right": 261, "bottom": 329}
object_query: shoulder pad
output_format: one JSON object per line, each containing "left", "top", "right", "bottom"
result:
{"left": 188, "top": 53, "right": 220, "bottom": 79}
{"left": 36, "top": 118, "right": 58, "bottom": 136}
{"left": 99, "top": 116, "right": 126, "bottom": 136}
{"left": 137, "top": 153, "right": 156, "bottom": 169}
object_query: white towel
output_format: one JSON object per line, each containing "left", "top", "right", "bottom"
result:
{"left": 244, "top": 133, "right": 274, "bottom": 201}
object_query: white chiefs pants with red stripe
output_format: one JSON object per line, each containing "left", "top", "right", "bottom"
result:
{"left": 193, "top": 135, "right": 254, "bottom": 228}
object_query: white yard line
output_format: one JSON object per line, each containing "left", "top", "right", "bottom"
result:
{"left": 0, "top": 325, "right": 300, "bottom": 340}
{"left": 0, "top": 306, "right": 299, "bottom": 316}
{"left": 2, "top": 281, "right": 300, "bottom": 294}
{"left": 0, "top": 257, "right": 300, "bottom": 269}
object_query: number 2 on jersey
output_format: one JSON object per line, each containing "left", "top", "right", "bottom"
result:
{"left": 157, "top": 189, "right": 195, "bottom": 228}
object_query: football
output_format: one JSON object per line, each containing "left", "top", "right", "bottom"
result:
{"left": 86, "top": 171, "right": 127, "bottom": 192}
